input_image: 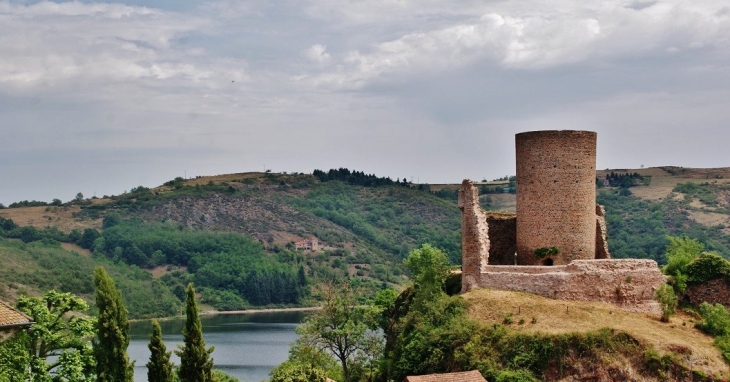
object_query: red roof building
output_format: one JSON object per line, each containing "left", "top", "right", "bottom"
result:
{"left": 404, "top": 370, "right": 487, "bottom": 382}
{"left": 0, "top": 300, "right": 33, "bottom": 340}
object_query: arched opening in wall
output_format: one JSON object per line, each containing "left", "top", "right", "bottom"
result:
{"left": 542, "top": 258, "right": 554, "bottom": 266}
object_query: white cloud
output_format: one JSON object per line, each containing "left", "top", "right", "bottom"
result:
{"left": 300, "top": 0, "right": 730, "bottom": 89}
{"left": 0, "top": 1, "right": 246, "bottom": 92}
{"left": 305, "top": 44, "right": 331, "bottom": 63}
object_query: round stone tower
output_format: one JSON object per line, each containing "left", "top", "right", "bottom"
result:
{"left": 515, "top": 130, "right": 597, "bottom": 265}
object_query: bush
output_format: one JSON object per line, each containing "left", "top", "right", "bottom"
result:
{"left": 534, "top": 247, "right": 559, "bottom": 259}
{"left": 696, "top": 303, "right": 730, "bottom": 337}
{"left": 655, "top": 284, "right": 677, "bottom": 322}
{"left": 714, "top": 335, "right": 730, "bottom": 363}
{"left": 495, "top": 369, "right": 539, "bottom": 382}
{"left": 662, "top": 236, "right": 704, "bottom": 277}
{"left": 685, "top": 252, "right": 730, "bottom": 284}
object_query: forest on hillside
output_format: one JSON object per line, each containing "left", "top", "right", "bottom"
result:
{"left": 3, "top": 169, "right": 730, "bottom": 319}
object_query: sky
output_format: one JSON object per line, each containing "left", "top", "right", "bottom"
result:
{"left": 1, "top": 0, "right": 730, "bottom": 205}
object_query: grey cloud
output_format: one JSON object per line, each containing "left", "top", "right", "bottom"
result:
{"left": 2, "top": 0, "right": 730, "bottom": 205}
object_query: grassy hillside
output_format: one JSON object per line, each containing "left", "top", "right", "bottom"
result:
{"left": 0, "top": 237, "right": 180, "bottom": 319}
{"left": 0, "top": 171, "right": 461, "bottom": 317}
{"left": 464, "top": 288, "right": 728, "bottom": 379}
{"left": 4, "top": 166, "right": 730, "bottom": 318}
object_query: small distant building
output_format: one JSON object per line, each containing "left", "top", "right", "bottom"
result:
{"left": 295, "top": 237, "right": 319, "bottom": 251}
{"left": 0, "top": 300, "right": 33, "bottom": 341}
{"left": 603, "top": 178, "right": 610, "bottom": 187}
{"left": 404, "top": 370, "right": 487, "bottom": 382}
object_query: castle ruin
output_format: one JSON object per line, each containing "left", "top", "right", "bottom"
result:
{"left": 460, "top": 130, "right": 665, "bottom": 314}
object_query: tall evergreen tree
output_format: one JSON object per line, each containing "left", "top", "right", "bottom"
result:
{"left": 176, "top": 283, "right": 214, "bottom": 382}
{"left": 147, "top": 320, "right": 174, "bottom": 382}
{"left": 93, "top": 266, "right": 134, "bottom": 382}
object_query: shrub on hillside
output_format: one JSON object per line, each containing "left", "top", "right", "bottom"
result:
{"left": 685, "top": 252, "right": 730, "bottom": 284}
{"left": 655, "top": 284, "right": 677, "bottom": 322}
{"left": 693, "top": 302, "right": 730, "bottom": 365}
{"left": 696, "top": 303, "right": 730, "bottom": 337}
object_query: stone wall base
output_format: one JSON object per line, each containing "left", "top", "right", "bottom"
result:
{"left": 473, "top": 259, "right": 666, "bottom": 314}
{"left": 685, "top": 278, "right": 730, "bottom": 308}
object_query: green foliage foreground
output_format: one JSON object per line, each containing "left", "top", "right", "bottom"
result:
{"left": 271, "top": 244, "right": 705, "bottom": 382}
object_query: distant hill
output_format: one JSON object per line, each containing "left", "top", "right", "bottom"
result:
{"left": 0, "top": 171, "right": 461, "bottom": 317}
{"left": 3, "top": 167, "right": 730, "bottom": 317}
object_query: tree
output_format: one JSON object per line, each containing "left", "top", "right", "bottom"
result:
{"left": 0, "top": 333, "right": 31, "bottom": 381}
{"left": 403, "top": 244, "right": 450, "bottom": 298}
{"left": 662, "top": 236, "right": 706, "bottom": 294}
{"left": 655, "top": 284, "right": 677, "bottom": 322}
{"left": 75, "top": 192, "right": 84, "bottom": 202}
{"left": 384, "top": 246, "right": 472, "bottom": 380}
{"left": 662, "top": 236, "right": 704, "bottom": 276}
{"left": 93, "top": 267, "right": 134, "bottom": 382}
{"left": 15, "top": 290, "right": 97, "bottom": 381}
{"left": 147, "top": 320, "right": 174, "bottom": 382}
{"left": 296, "top": 281, "right": 375, "bottom": 382}
{"left": 269, "top": 361, "right": 329, "bottom": 382}
{"left": 79, "top": 228, "right": 100, "bottom": 250}
{"left": 176, "top": 283, "right": 214, "bottom": 382}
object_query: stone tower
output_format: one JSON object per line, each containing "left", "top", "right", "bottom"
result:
{"left": 515, "top": 130, "right": 597, "bottom": 265}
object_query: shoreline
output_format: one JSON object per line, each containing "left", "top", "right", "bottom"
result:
{"left": 131, "top": 306, "right": 320, "bottom": 322}
{"left": 200, "top": 306, "right": 320, "bottom": 315}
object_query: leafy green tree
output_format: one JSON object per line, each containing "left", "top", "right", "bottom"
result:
{"left": 15, "top": 290, "right": 97, "bottom": 381}
{"left": 269, "top": 361, "right": 329, "bottom": 382}
{"left": 684, "top": 252, "right": 730, "bottom": 283}
{"left": 147, "top": 320, "right": 174, "bottom": 382}
{"left": 176, "top": 283, "right": 214, "bottom": 382}
{"left": 403, "top": 244, "right": 450, "bottom": 297}
{"left": 0, "top": 333, "right": 31, "bottom": 381}
{"left": 79, "top": 228, "right": 100, "bottom": 250}
{"left": 93, "top": 267, "right": 134, "bottom": 382}
{"left": 662, "top": 236, "right": 704, "bottom": 277}
{"left": 384, "top": 245, "right": 477, "bottom": 381}
{"left": 296, "top": 281, "right": 375, "bottom": 382}
{"left": 212, "top": 370, "right": 240, "bottom": 381}
{"left": 270, "top": 342, "right": 341, "bottom": 382}
{"left": 662, "top": 236, "right": 705, "bottom": 294}
{"left": 696, "top": 302, "right": 730, "bottom": 337}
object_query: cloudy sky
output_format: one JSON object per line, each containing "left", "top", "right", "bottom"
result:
{"left": 2, "top": 0, "right": 730, "bottom": 204}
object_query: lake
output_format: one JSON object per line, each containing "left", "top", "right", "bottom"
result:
{"left": 129, "top": 311, "right": 307, "bottom": 382}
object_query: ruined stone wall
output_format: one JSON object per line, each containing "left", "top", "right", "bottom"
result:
{"left": 478, "top": 259, "right": 666, "bottom": 314}
{"left": 516, "top": 130, "right": 597, "bottom": 265}
{"left": 595, "top": 205, "right": 611, "bottom": 259}
{"left": 685, "top": 279, "right": 730, "bottom": 308}
{"left": 458, "top": 180, "right": 489, "bottom": 292}
{"left": 486, "top": 212, "right": 517, "bottom": 265}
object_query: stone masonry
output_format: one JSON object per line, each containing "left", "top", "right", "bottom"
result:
{"left": 516, "top": 130, "right": 598, "bottom": 265}
{"left": 684, "top": 278, "right": 730, "bottom": 308}
{"left": 595, "top": 205, "right": 611, "bottom": 259}
{"left": 459, "top": 179, "right": 490, "bottom": 292}
{"left": 460, "top": 130, "right": 667, "bottom": 313}
{"left": 478, "top": 260, "right": 666, "bottom": 314}
{"left": 485, "top": 212, "right": 517, "bottom": 266}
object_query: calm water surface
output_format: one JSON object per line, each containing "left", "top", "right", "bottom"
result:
{"left": 129, "top": 311, "right": 306, "bottom": 382}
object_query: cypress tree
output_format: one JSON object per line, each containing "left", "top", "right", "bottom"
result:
{"left": 93, "top": 266, "right": 134, "bottom": 382}
{"left": 147, "top": 320, "right": 174, "bottom": 382}
{"left": 176, "top": 283, "right": 214, "bottom": 382}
